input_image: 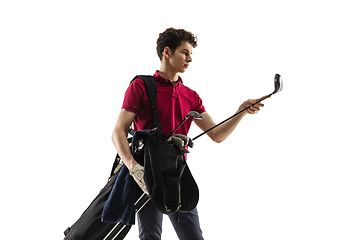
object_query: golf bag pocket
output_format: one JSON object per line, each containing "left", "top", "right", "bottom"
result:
{"left": 142, "top": 129, "right": 198, "bottom": 215}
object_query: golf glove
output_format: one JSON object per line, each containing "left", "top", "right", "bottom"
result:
{"left": 130, "top": 164, "right": 148, "bottom": 195}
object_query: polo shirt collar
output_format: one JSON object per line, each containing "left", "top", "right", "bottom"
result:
{"left": 154, "top": 71, "right": 183, "bottom": 84}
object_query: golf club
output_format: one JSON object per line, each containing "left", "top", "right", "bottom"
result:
{"left": 103, "top": 193, "right": 151, "bottom": 240}
{"left": 168, "top": 111, "right": 204, "bottom": 137}
{"left": 192, "top": 73, "right": 283, "bottom": 141}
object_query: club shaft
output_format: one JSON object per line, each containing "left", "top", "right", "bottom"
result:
{"left": 192, "top": 93, "right": 273, "bottom": 141}
{"left": 168, "top": 117, "right": 189, "bottom": 137}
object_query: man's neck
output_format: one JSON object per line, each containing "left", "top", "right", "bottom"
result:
{"left": 158, "top": 65, "right": 179, "bottom": 85}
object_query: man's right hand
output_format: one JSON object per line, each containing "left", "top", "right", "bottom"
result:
{"left": 130, "top": 164, "right": 149, "bottom": 195}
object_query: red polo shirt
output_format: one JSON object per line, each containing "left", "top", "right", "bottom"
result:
{"left": 122, "top": 71, "right": 206, "bottom": 137}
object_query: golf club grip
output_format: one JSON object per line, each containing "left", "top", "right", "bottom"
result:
{"left": 192, "top": 93, "right": 272, "bottom": 141}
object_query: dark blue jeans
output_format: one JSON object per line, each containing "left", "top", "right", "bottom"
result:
{"left": 137, "top": 200, "right": 204, "bottom": 240}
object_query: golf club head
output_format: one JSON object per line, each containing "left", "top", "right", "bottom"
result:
{"left": 273, "top": 74, "right": 283, "bottom": 94}
{"left": 188, "top": 111, "right": 204, "bottom": 120}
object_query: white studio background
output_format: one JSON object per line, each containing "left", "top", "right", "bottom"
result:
{"left": 1, "top": 0, "right": 359, "bottom": 239}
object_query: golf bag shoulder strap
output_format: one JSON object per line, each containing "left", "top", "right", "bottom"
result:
{"left": 110, "top": 75, "right": 160, "bottom": 178}
{"left": 131, "top": 75, "right": 161, "bottom": 132}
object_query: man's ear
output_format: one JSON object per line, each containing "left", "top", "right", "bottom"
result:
{"left": 163, "top": 46, "right": 172, "bottom": 59}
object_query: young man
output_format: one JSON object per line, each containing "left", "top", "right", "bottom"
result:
{"left": 112, "top": 28, "right": 265, "bottom": 240}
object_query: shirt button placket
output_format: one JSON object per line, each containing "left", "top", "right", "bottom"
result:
{"left": 172, "top": 84, "right": 178, "bottom": 98}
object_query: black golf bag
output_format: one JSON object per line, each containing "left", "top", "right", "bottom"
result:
{"left": 63, "top": 154, "right": 139, "bottom": 240}
{"left": 63, "top": 75, "right": 199, "bottom": 240}
{"left": 62, "top": 76, "right": 152, "bottom": 240}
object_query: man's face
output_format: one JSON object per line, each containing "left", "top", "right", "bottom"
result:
{"left": 168, "top": 41, "right": 193, "bottom": 73}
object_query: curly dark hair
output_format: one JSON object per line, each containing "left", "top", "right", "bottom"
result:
{"left": 156, "top": 28, "right": 198, "bottom": 60}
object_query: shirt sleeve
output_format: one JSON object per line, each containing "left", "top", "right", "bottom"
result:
{"left": 194, "top": 91, "right": 206, "bottom": 114}
{"left": 121, "top": 78, "right": 146, "bottom": 115}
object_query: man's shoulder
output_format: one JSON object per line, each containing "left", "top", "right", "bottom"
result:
{"left": 130, "top": 76, "right": 147, "bottom": 87}
{"left": 125, "top": 77, "right": 147, "bottom": 97}
{"left": 180, "top": 83, "right": 200, "bottom": 96}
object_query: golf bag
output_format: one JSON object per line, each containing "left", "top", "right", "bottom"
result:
{"left": 62, "top": 76, "right": 153, "bottom": 240}
{"left": 63, "top": 154, "right": 139, "bottom": 240}
{"left": 63, "top": 75, "right": 199, "bottom": 240}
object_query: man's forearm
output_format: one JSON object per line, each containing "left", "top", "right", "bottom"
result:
{"left": 195, "top": 98, "right": 264, "bottom": 143}
{"left": 112, "top": 130, "right": 138, "bottom": 172}
{"left": 210, "top": 108, "right": 247, "bottom": 143}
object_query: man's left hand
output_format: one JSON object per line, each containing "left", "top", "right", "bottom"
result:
{"left": 240, "top": 95, "right": 267, "bottom": 114}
